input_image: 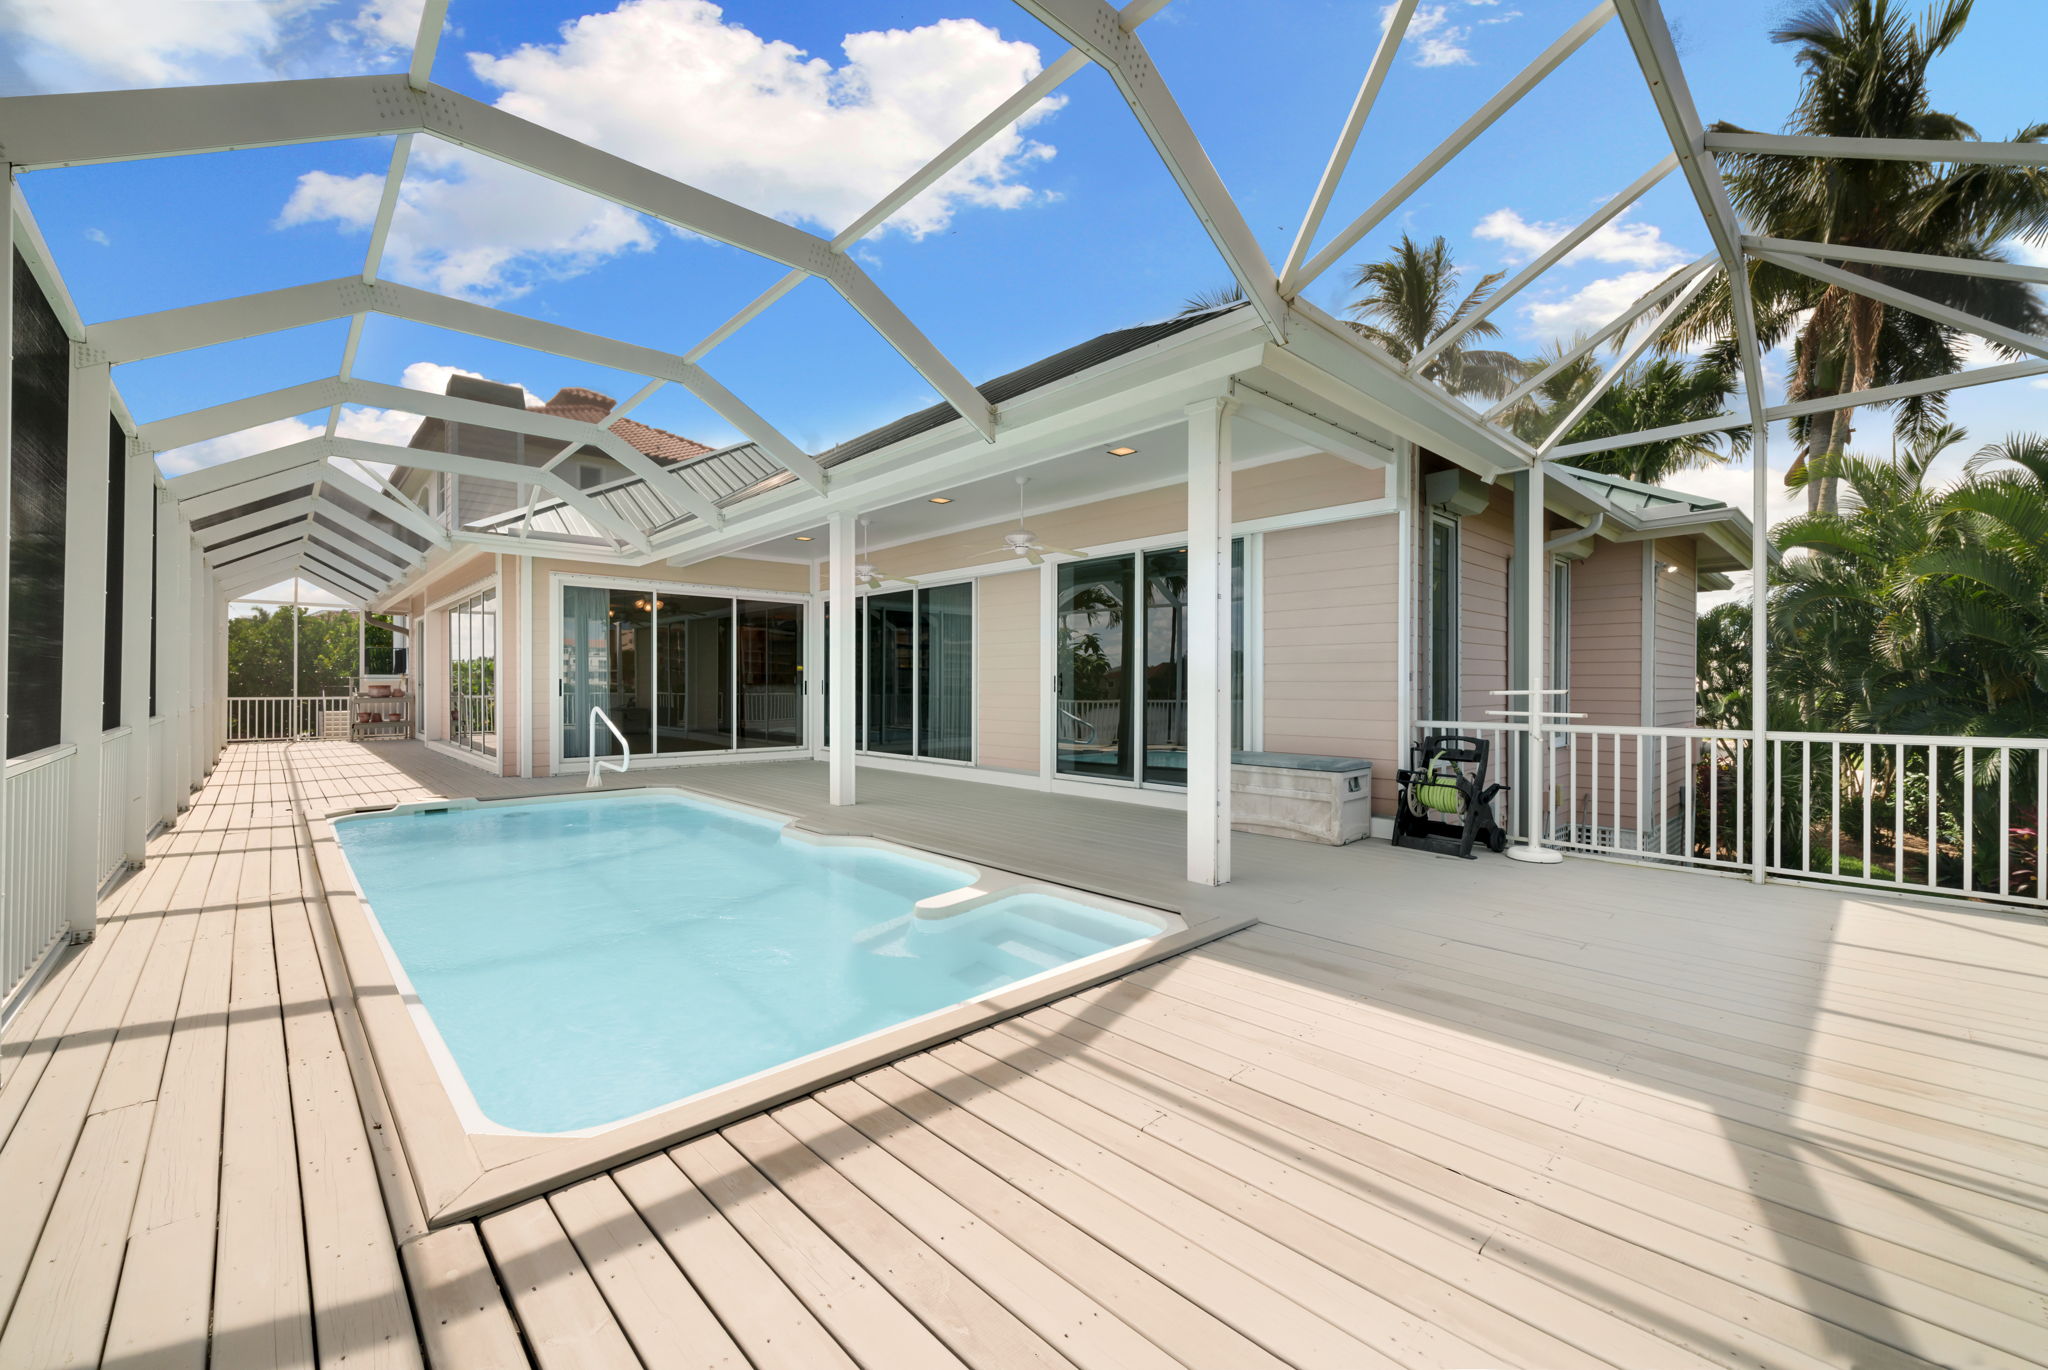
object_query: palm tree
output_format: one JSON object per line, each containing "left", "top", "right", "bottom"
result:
{"left": 1703, "top": 0, "right": 2048, "bottom": 513}
{"left": 1343, "top": 234, "right": 1522, "bottom": 399}
{"left": 1505, "top": 343, "right": 1748, "bottom": 484}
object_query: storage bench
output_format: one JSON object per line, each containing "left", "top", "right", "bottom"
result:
{"left": 1230, "top": 751, "right": 1374, "bottom": 845}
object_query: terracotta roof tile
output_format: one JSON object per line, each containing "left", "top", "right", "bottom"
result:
{"left": 526, "top": 386, "right": 714, "bottom": 467}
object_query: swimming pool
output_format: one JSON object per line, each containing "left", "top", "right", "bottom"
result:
{"left": 332, "top": 791, "right": 1172, "bottom": 1134}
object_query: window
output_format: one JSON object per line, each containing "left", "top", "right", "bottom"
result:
{"left": 835, "top": 582, "right": 974, "bottom": 762}
{"left": 576, "top": 462, "right": 605, "bottom": 490}
{"left": 1055, "top": 542, "right": 1243, "bottom": 786}
{"left": 561, "top": 582, "right": 805, "bottom": 760}
{"left": 1425, "top": 516, "right": 1460, "bottom": 722}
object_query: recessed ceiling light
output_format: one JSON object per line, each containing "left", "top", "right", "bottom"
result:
{"left": 794, "top": 534, "right": 814, "bottom": 541}
{"left": 1107, "top": 446, "right": 1137, "bottom": 456}
{"left": 928, "top": 496, "right": 953, "bottom": 504}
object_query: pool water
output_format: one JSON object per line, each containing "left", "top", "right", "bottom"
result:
{"left": 334, "top": 794, "right": 1160, "bottom": 1133}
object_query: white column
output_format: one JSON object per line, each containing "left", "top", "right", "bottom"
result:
{"left": 803, "top": 558, "right": 824, "bottom": 757}
{"left": 518, "top": 555, "right": 535, "bottom": 778}
{"left": 827, "top": 510, "right": 856, "bottom": 805}
{"left": 120, "top": 444, "right": 152, "bottom": 863}
{"left": 1509, "top": 459, "right": 1560, "bottom": 863}
{"left": 1748, "top": 419, "right": 1770, "bottom": 882}
{"left": 1185, "top": 397, "right": 1235, "bottom": 885}
{"left": 164, "top": 502, "right": 191, "bottom": 811}
{"left": 60, "top": 345, "right": 111, "bottom": 929}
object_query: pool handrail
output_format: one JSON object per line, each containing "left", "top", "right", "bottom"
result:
{"left": 586, "top": 706, "right": 631, "bottom": 788}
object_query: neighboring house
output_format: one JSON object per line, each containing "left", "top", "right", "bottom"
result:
{"left": 389, "top": 374, "right": 720, "bottom": 533}
{"left": 375, "top": 304, "right": 1756, "bottom": 845}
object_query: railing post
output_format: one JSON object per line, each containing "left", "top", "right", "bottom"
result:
{"left": 1747, "top": 418, "right": 1769, "bottom": 883}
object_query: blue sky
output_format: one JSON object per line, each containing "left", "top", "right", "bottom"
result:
{"left": 8, "top": 0, "right": 2045, "bottom": 549}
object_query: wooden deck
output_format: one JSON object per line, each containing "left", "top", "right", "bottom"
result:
{"left": 3, "top": 741, "right": 2045, "bottom": 1369}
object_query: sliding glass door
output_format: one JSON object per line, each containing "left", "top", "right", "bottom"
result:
{"left": 561, "top": 582, "right": 805, "bottom": 761}
{"left": 1057, "top": 542, "right": 1243, "bottom": 786}
{"left": 447, "top": 586, "right": 498, "bottom": 757}
{"left": 822, "top": 582, "right": 976, "bottom": 761}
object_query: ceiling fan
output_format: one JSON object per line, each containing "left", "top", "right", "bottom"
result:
{"left": 852, "top": 518, "right": 917, "bottom": 590}
{"left": 986, "top": 476, "right": 1085, "bottom": 566}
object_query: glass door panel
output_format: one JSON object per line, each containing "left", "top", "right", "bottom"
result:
{"left": 656, "top": 594, "right": 731, "bottom": 753}
{"left": 604, "top": 589, "right": 654, "bottom": 757}
{"left": 1056, "top": 555, "right": 1135, "bottom": 780}
{"left": 863, "top": 590, "right": 915, "bottom": 755}
{"left": 738, "top": 599, "right": 803, "bottom": 748}
{"left": 1141, "top": 549, "right": 1188, "bottom": 784}
{"left": 560, "top": 585, "right": 608, "bottom": 760}
{"left": 917, "top": 582, "right": 973, "bottom": 761}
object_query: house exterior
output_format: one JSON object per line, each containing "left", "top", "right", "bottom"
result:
{"left": 373, "top": 305, "right": 1755, "bottom": 840}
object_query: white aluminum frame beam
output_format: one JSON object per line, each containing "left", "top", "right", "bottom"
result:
{"left": 1228, "top": 384, "right": 1394, "bottom": 470}
{"left": 1769, "top": 357, "right": 2048, "bottom": 421}
{"left": 1547, "top": 411, "right": 1744, "bottom": 461}
{"left": 1483, "top": 254, "right": 1716, "bottom": 421}
{"left": 1744, "top": 236, "right": 2048, "bottom": 286}
{"left": 1410, "top": 152, "right": 1679, "bottom": 375}
{"left": 101, "top": 281, "right": 814, "bottom": 501}
{"left": 1754, "top": 249, "right": 2048, "bottom": 359}
{"left": 197, "top": 499, "right": 318, "bottom": 562}
{"left": 326, "top": 435, "right": 653, "bottom": 553}
{"left": 1288, "top": 1, "right": 1615, "bottom": 295}
{"left": 1705, "top": 131, "right": 2048, "bottom": 168}
{"left": 1015, "top": 0, "right": 1288, "bottom": 342}
{"left": 308, "top": 493, "right": 432, "bottom": 568}
{"left": 0, "top": 75, "right": 997, "bottom": 438}
{"left": 1280, "top": 0, "right": 1419, "bottom": 290}
{"left": 1534, "top": 263, "right": 1719, "bottom": 455}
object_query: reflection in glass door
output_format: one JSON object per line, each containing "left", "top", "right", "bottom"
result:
{"left": 1059, "top": 543, "right": 1243, "bottom": 786}
{"left": 561, "top": 583, "right": 804, "bottom": 761}
{"left": 1056, "top": 556, "right": 1136, "bottom": 780}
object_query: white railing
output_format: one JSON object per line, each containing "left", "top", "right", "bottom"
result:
{"left": 587, "top": 706, "right": 631, "bottom": 788}
{"left": 226, "top": 696, "right": 351, "bottom": 742}
{"left": 1766, "top": 731, "right": 2047, "bottom": 910}
{"left": 4, "top": 745, "right": 76, "bottom": 1004}
{"left": 1414, "top": 719, "right": 2047, "bottom": 910}
{"left": 98, "top": 727, "right": 133, "bottom": 885}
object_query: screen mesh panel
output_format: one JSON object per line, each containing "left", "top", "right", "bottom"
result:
{"left": 8, "top": 250, "right": 69, "bottom": 758}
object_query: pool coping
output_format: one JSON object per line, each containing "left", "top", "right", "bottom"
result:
{"left": 302, "top": 780, "right": 1256, "bottom": 1226}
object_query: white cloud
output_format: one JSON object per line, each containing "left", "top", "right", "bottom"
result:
{"left": 1475, "top": 207, "right": 1687, "bottom": 270}
{"left": 83, "top": 227, "right": 110, "bottom": 246}
{"left": 0, "top": 0, "right": 430, "bottom": 92}
{"left": 1522, "top": 268, "right": 1675, "bottom": 336}
{"left": 394, "top": 360, "right": 535, "bottom": 404}
{"left": 278, "top": 1, "right": 1062, "bottom": 299}
{"left": 155, "top": 389, "right": 436, "bottom": 479}
{"left": 1384, "top": 4, "right": 1475, "bottom": 66}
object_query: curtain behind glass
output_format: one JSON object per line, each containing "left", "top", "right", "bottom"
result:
{"left": 917, "top": 582, "right": 973, "bottom": 761}
{"left": 560, "top": 585, "right": 609, "bottom": 759}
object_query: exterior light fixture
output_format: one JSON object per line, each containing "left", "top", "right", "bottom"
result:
{"left": 928, "top": 496, "right": 953, "bottom": 504}
{"left": 1655, "top": 560, "right": 1678, "bottom": 574}
{"left": 794, "top": 534, "right": 814, "bottom": 541}
{"left": 1107, "top": 446, "right": 1137, "bottom": 456}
